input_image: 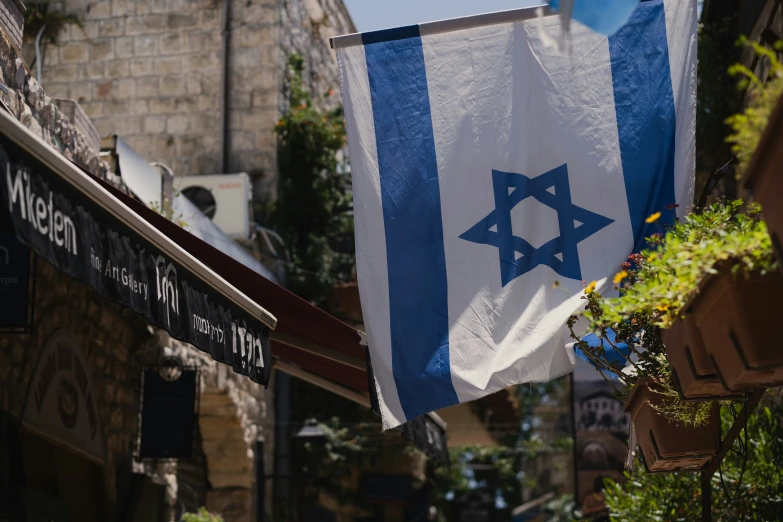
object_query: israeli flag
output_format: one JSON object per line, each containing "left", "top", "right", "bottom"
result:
{"left": 335, "top": 0, "right": 696, "bottom": 429}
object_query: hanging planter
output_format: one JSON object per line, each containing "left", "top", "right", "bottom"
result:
{"left": 569, "top": 202, "right": 778, "bottom": 473}
{"left": 623, "top": 378, "right": 719, "bottom": 473}
{"left": 691, "top": 269, "right": 783, "bottom": 391}
{"left": 739, "top": 81, "right": 783, "bottom": 268}
{"left": 745, "top": 163, "right": 783, "bottom": 267}
{"left": 663, "top": 313, "right": 740, "bottom": 400}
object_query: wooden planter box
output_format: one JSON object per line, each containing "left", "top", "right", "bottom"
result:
{"left": 743, "top": 92, "right": 783, "bottom": 267}
{"left": 664, "top": 314, "right": 741, "bottom": 400}
{"left": 624, "top": 378, "right": 719, "bottom": 473}
{"left": 692, "top": 270, "right": 783, "bottom": 390}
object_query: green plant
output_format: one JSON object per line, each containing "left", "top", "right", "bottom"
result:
{"left": 24, "top": 1, "right": 83, "bottom": 46}
{"left": 271, "top": 54, "right": 353, "bottom": 308}
{"left": 568, "top": 201, "right": 776, "bottom": 426}
{"left": 595, "top": 202, "right": 775, "bottom": 329}
{"left": 604, "top": 398, "right": 783, "bottom": 521}
{"left": 542, "top": 494, "right": 576, "bottom": 522}
{"left": 726, "top": 38, "right": 783, "bottom": 176}
{"left": 430, "top": 445, "right": 521, "bottom": 522}
{"left": 181, "top": 507, "right": 223, "bottom": 522}
{"left": 293, "top": 416, "right": 396, "bottom": 510}
{"left": 149, "top": 199, "right": 188, "bottom": 228}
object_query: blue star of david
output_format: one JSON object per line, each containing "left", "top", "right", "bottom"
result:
{"left": 460, "top": 164, "right": 614, "bottom": 287}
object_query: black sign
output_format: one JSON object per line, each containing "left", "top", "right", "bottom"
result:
{"left": 139, "top": 369, "right": 197, "bottom": 459}
{"left": 0, "top": 137, "right": 272, "bottom": 385}
{"left": 0, "top": 233, "right": 31, "bottom": 330}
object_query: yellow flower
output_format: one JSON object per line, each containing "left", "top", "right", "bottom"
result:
{"left": 647, "top": 254, "right": 656, "bottom": 263}
{"left": 645, "top": 212, "right": 661, "bottom": 223}
{"left": 656, "top": 304, "right": 670, "bottom": 312}
{"left": 585, "top": 281, "right": 597, "bottom": 294}
{"left": 613, "top": 270, "right": 629, "bottom": 285}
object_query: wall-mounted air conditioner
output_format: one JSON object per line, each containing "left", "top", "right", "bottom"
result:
{"left": 176, "top": 173, "right": 252, "bottom": 240}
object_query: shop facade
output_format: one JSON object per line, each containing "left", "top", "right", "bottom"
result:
{"left": 0, "top": 91, "right": 277, "bottom": 521}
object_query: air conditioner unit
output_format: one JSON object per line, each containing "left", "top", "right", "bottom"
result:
{"left": 176, "top": 173, "right": 252, "bottom": 239}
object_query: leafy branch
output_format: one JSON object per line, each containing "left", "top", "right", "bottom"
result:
{"left": 567, "top": 201, "right": 775, "bottom": 426}
{"left": 270, "top": 54, "right": 353, "bottom": 308}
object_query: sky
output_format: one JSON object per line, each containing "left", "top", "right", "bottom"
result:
{"left": 343, "top": 0, "right": 705, "bottom": 33}
{"left": 343, "top": 0, "right": 542, "bottom": 32}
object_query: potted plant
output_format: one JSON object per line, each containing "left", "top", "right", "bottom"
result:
{"left": 690, "top": 264, "right": 783, "bottom": 390}
{"left": 570, "top": 282, "right": 718, "bottom": 472}
{"left": 570, "top": 201, "right": 781, "bottom": 472}
{"left": 624, "top": 377, "right": 720, "bottom": 473}
{"left": 727, "top": 39, "right": 783, "bottom": 267}
{"left": 661, "top": 311, "right": 736, "bottom": 400}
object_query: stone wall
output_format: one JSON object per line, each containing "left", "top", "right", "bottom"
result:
{"left": 0, "top": 26, "right": 121, "bottom": 184}
{"left": 279, "top": 0, "right": 354, "bottom": 109}
{"left": 151, "top": 334, "right": 273, "bottom": 522}
{"left": 40, "top": 0, "right": 354, "bottom": 202}
{"left": 0, "top": 262, "right": 273, "bottom": 522}
{"left": 0, "top": 258, "right": 152, "bottom": 513}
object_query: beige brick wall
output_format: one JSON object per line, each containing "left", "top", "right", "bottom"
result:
{"left": 41, "top": 0, "right": 354, "bottom": 202}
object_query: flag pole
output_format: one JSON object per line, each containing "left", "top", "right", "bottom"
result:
{"left": 330, "top": 5, "right": 553, "bottom": 49}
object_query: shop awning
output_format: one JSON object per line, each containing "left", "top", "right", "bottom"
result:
{"left": 0, "top": 108, "right": 275, "bottom": 385}
{"left": 93, "top": 176, "right": 455, "bottom": 460}
{"left": 96, "top": 178, "right": 371, "bottom": 398}
{"left": 88, "top": 138, "right": 372, "bottom": 400}
{"left": 0, "top": 107, "right": 449, "bottom": 458}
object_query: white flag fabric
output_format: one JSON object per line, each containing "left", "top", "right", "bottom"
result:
{"left": 336, "top": 0, "right": 697, "bottom": 429}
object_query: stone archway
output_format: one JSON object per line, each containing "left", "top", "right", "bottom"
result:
{"left": 198, "top": 367, "right": 257, "bottom": 522}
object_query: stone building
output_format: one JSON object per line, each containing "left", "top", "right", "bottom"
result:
{"left": 38, "top": 0, "right": 355, "bottom": 198}
{"left": 0, "top": 8, "right": 349, "bottom": 522}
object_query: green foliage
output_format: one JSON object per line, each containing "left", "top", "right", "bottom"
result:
{"left": 24, "top": 1, "right": 83, "bottom": 45}
{"left": 181, "top": 507, "right": 223, "bottom": 522}
{"left": 429, "top": 436, "right": 574, "bottom": 522}
{"left": 726, "top": 38, "right": 783, "bottom": 176}
{"left": 294, "top": 416, "right": 398, "bottom": 508}
{"left": 515, "top": 377, "right": 570, "bottom": 445}
{"left": 568, "top": 202, "right": 776, "bottom": 426}
{"left": 604, "top": 398, "right": 783, "bottom": 521}
{"left": 597, "top": 202, "right": 775, "bottom": 329}
{"left": 430, "top": 446, "right": 521, "bottom": 522}
{"left": 272, "top": 54, "right": 353, "bottom": 307}
{"left": 542, "top": 494, "right": 576, "bottom": 522}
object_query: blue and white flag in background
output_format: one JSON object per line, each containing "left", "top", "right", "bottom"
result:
{"left": 335, "top": 0, "right": 697, "bottom": 429}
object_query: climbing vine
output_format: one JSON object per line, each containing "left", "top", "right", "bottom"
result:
{"left": 271, "top": 54, "right": 353, "bottom": 308}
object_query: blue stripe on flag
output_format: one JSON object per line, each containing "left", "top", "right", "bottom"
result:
{"left": 363, "top": 29, "right": 460, "bottom": 420}
{"left": 609, "top": 0, "right": 676, "bottom": 253}
{"left": 362, "top": 25, "right": 420, "bottom": 45}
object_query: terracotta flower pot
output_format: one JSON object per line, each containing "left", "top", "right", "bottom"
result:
{"left": 663, "top": 314, "right": 742, "bottom": 400}
{"left": 692, "top": 270, "right": 783, "bottom": 391}
{"left": 751, "top": 172, "right": 783, "bottom": 266}
{"left": 624, "top": 378, "right": 719, "bottom": 473}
